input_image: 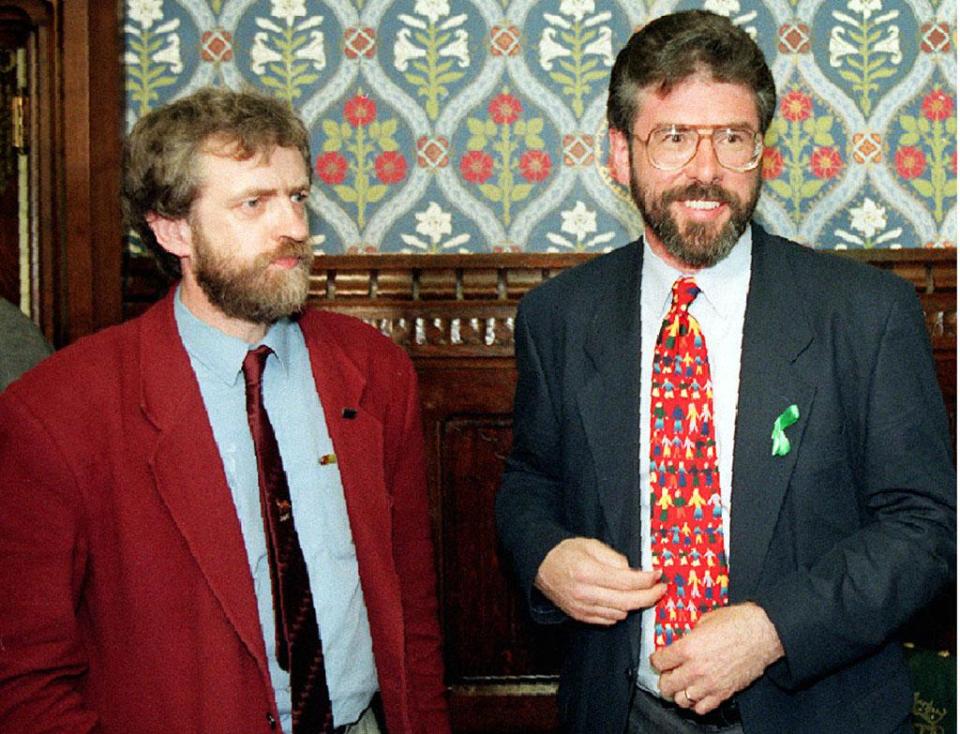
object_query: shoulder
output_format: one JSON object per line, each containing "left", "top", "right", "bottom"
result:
{"left": 756, "top": 227, "right": 917, "bottom": 307}
{"left": 298, "top": 307, "right": 413, "bottom": 372}
{"left": 520, "top": 240, "right": 640, "bottom": 317}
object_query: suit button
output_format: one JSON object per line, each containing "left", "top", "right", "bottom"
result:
{"left": 625, "top": 665, "right": 636, "bottom": 682}
{"left": 266, "top": 712, "right": 276, "bottom": 729}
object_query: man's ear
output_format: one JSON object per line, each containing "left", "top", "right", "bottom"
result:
{"left": 608, "top": 127, "right": 631, "bottom": 186}
{"left": 146, "top": 212, "right": 192, "bottom": 258}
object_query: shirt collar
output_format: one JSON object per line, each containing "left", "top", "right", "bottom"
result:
{"left": 642, "top": 226, "right": 752, "bottom": 320}
{"left": 173, "top": 285, "right": 295, "bottom": 386}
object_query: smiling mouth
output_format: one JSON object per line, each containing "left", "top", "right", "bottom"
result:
{"left": 682, "top": 200, "right": 723, "bottom": 210}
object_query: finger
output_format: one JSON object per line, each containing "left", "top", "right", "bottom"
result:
{"left": 649, "top": 640, "right": 686, "bottom": 673}
{"left": 585, "top": 583, "right": 667, "bottom": 614}
{"left": 599, "top": 567, "right": 665, "bottom": 592}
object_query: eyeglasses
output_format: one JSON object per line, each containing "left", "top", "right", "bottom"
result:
{"left": 631, "top": 124, "right": 763, "bottom": 172}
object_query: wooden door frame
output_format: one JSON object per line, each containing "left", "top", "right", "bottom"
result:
{"left": 3, "top": 0, "right": 123, "bottom": 345}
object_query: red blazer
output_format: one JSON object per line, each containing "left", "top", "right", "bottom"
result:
{"left": 0, "top": 291, "right": 450, "bottom": 733}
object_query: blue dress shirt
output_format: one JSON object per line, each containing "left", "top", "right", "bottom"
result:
{"left": 174, "top": 291, "right": 378, "bottom": 730}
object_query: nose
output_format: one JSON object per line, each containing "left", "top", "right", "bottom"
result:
{"left": 278, "top": 197, "right": 309, "bottom": 242}
{"left": 686, "top": 134, "right": 721, "bottom": 183}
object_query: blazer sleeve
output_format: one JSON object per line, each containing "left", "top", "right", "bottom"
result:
{"left": 495, "top": 298, "right": 576, "bottom": 623}
{"left": 754, "top": 280, "right": 956, "bottom": 689}
{"left": 384, "top": 354, "right": 451, "bottom": 733}
{"left": 0, "top": 393, "right": 99, "bottom": 732}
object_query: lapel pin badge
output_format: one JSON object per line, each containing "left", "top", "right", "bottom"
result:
{"left": 771, "top": 404, "right": 800, "bottom": 457}
{"left": 342, "top": 407, "right": 357, "bottom": 419}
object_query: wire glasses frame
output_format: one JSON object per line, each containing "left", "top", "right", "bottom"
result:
{"left": 631, "top": 124, "right": 764, "bottom": 173}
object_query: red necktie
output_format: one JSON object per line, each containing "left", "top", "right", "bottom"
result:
{"left": 649, "top": 278, "right": 729, "bottom": 648}
{"left": 243, "top": 346, "right": 333, "bottom": 733}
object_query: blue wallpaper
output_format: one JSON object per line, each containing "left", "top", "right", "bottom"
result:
{"left": 123, "top": 0, "right": 957, "bottom": 253}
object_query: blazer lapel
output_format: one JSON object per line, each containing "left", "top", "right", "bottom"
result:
{"left": 297, "top": 312, "right": 392, "bottom": 570}
{"left": 137, "top": 292, "right": 270, "bottom": 677}
{"left": 577, "top": 242, "right": 644, "bottom": 566}
{"left": 729, "top": 226, "right": 815, "bottom": 601}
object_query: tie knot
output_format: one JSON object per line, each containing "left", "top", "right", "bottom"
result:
{"left": 242, "top": 345, "right": 274, "bottom": 389}
{"left": 672, "top": 277, "right": 701, "bottom": 310}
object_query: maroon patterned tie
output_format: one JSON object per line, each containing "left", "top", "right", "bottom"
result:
{"left": 243, "top": 346, "right": 333, "bottom": 733}
{"left": 649, "top": 278, "right": 729, "bottom": 649}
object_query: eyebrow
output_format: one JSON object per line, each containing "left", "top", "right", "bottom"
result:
{"left": 230, "top": 182, "right": 311, "bottom": 200}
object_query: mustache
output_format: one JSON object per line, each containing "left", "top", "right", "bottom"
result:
{"left": 253, "top": 237, "right": 313, "bottom": 268}
{"left": 661, "top": 183, "right": 736, "bottom": 207}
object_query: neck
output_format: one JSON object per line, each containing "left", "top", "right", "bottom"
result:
{"left": 643, "top": 227, "right": 703, "bottom": 274}
{"left": 178, "top": 277, "right": 269, "bottom": 344}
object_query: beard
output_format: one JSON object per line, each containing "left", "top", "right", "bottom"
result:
{"left": 191, "top": 223, "right": 313, "bottom": 325}
{"left": 629, "top": 157, "right": 761, "bottom": 270}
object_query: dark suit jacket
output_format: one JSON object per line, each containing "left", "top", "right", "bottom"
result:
{"left": 496, "top": 225, "right": 955, "bottom": 733}
{"left": 0, "top": 290, "right": 450, "bottom": 733}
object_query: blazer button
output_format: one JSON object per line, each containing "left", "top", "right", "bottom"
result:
{"left": 266, "top": 712, "right": 277, "bottom": 729}
{"left": 624, "top": 665, "right": 636, "bottom": 682}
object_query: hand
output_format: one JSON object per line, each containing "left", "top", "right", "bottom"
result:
{"left": 534, "top": 537, "right": 666, "bottom": 625}
{"left": 651, "top": 603, "right": 784, "bottom": 714}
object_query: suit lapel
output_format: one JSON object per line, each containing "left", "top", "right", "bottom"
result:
{"left": 297, "top": 312, "right": 391, "bottom": 571}
{"left": 137, "top": 292, "right": 269, "bottom": 676}
{"left": 577, "top": 242, "right": 644, "bottom": 566}
{"left": 729, "top": 226, "right": 815, "bottom": 600}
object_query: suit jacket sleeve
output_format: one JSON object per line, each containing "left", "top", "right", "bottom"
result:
{"left": 0, "top": 393, "right": 99, "bottom": 732}
{"left": 754, "top": 278, "right": 955, "bottom": 689}
{"left": 496, "top": 297, "right": 576, "bottom": 623}
{"left": 385, "top": 355, "right": 451, "bottom": 731}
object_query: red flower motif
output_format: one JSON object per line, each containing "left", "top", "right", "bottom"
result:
{"left": 780, "top": 91, "right": 813, "bottom": 122}
{"left": 519, "top": 150, "right": 552, "bottom": 182}
{"left": 315, "top": 151, "right": 348, "bottom": 185}
{"left": 761, "top": 147, "right": 784, "bottom": 180}
{"left": 460, "top": 150, "right": 494, "bottom": 183}
{"left": 921, "top": 89, "right": 954, "bottom": 122}
{"left": 488, "top": 93, "right": 522, "bottom": 124}
{"left": 344, "top": 95, "right": 376, "bottom": 127}
{"left": 809, "top": 146, "right": 843, "bottom": 179}
{"left": 374, "top": 151, "right": 407, "bottom": 184}
{"left": 895, "top": 146, "right": 927, "bottom": 179}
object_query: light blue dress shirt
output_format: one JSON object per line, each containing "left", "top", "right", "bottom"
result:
{"left": 636, "top": 230, "right": 752, "bottom": 695}
{"left": 174, "top": 291, "right": 378, "bottom": 730}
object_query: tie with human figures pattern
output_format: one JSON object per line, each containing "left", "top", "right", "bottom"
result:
{"left": 242, "top": 346, "right": 333, "bottom": 733}
{"left": 649, "top": 278, "right": 729, "bottom": 649}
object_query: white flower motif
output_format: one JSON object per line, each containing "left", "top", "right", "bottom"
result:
{"left": 394, "top": 28, "right": 427, "bottom": 72}
{"left": 539, "top": 27, "right": 572, "bottom": 71}
{"left": 415, "top": 202, "right": 452, "bottom": 244}
{"left": 828, "top": 27, "right": 857, "bottom": 67}
{"left": 874, "top": 25, "right": 901, "bottom": 63}
{"left": 152, "top": 31, "right": 182, "bottom": 73}
{"left": 561, "top": 201, "right": 597, "bottom": 241}
{"left": 127, "top": 0, "right": 163, "bottom": 29}
{"left": 296, "top": 30, "right": 326, "bottom": 69}
{"left": 849, "top": 198, "right": 886, "bottom": 239}
{"left": 439, "top": 29, "right": 469, "bottom": 68}
{"left": 704, "top": 0, "right": 741, "bottom": 15}
{"left": 583, "top": 26, "right": 613, "bottom": 65}
{"left": 559, "top": 0, "right": 595, "bottom": 22}
{"left": 251, "top": 31, "right": 283, "bottom": 74}
{"left": 414, "top": 0, "right": 450, "bottom": 25}
{"left": 848, "top": 0, "right": 882, "bottom": 18}
{"left": 270, "top": 0, "right": 306, "bottom": 25}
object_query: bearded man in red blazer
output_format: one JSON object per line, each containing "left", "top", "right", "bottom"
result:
{"left": 0, "top": 87, "right": 449, "bottom": 734}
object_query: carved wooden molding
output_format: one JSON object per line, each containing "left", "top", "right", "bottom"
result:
{"left": 305, "top": 250, "right": 957, "bottom": 355}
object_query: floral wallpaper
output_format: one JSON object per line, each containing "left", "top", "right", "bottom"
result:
{"left": 123, "top": 0, "right": 957, "bottom": 253}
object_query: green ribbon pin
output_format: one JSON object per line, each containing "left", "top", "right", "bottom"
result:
{"left": 771, "top": 404, "right": 800, "bottom": 457}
